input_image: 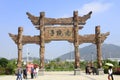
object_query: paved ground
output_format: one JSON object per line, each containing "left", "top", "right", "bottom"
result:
{"left": 0, "top": 71, "right": 119, "bottom": 80}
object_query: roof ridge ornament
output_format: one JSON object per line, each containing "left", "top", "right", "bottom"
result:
{"left": 26, "top": 11, "right": 92, "bottom": 27}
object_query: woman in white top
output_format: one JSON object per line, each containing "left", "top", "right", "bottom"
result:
{"left": 108, "top": 66, "right": 114, "bottom": 80}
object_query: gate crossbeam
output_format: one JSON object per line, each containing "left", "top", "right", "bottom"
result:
{"left": 78, "top": 32, "right": 110, "bottom": 44}
{"left": 9, "top": 31, "right": 109, "bottom": 45}
{"left": 9, "top": 33, "right": 40, "bottom": 45}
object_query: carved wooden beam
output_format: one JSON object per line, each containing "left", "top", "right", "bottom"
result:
{"left": 78, "top": 32, "right": 110, "bottom": 44}
{"left": 100, "top": 32, "right": 110, "bottom": 43}
{"left": 26, "top": 12, "right": 39, "bottom": 25}
{"left": 9, "top": 33, "right": 40, "bottom": 45}
{"left": 26, "top": 11, "right": 92, "bottom": 27}
{"left": 9, "top": 33, "right": 18, "bottom": 44}
{"left": 78, "top": 34, "right": 95, "bottom": 44}
{"left": 9, "top": 32, "right": 109, "bottom": 45}
{"left": 22, "top": 36, "right": 40, "bottom": 45}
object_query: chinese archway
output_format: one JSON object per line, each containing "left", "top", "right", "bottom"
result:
{"left": 9, "top": 11, "right": 109, "bottom": 75}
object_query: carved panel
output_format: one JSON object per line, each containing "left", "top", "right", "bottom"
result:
{"left": 45, "top": 27, "right": 74, "bottom": 41}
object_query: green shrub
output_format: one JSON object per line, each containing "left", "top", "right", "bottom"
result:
{"left": 113, "top": 67, "right": 120, "bottom": 75}
{"left": 0, "top": 67, "right": 6, "bottom": 75}
{"left": 0, "top": 58, "right": 8, "bottom": 68}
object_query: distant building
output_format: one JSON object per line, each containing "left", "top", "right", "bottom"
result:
{"left": 65, "top": 59, "right": 85, "bottom": 62}
{"left": 65, "top": 59, "right": 74, "bottom": 62}
{"left": 107, "top": 58, "right": 120, "bottom": 63}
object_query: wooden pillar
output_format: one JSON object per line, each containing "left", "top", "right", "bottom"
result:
{"left": 95, "top": 26, "right": 102, "bottom": 68}
{"left": 39, "top": 12, "right": 45, "bottom": 69}
{"left": 73, "top": 11, "right": 80, "bottom": 69}
{"left": 17, "top": 27, "right": 23, "bottom": 67}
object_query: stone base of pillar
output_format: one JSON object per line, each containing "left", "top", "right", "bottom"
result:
{"left": 74, "top": 68, "right": 80, "bottom": 75}
{"left": 38, "top": 69, "right": 45, "bottom": 75}
{"left": 97, "top": 68, "right": 104, "bottom": 75}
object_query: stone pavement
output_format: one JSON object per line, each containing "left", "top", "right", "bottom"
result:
{"left": 0, "top": 71, "right": 119, "bottom": 80}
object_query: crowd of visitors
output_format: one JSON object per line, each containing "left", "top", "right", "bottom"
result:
{"left": 16, "top": 64, "right": 39, "bottom": 80}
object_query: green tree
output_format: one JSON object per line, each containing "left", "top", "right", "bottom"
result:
{"left": 56, "top": 58, "right": 61, "bottom": 62}
{"left": 6, "top": 60, "right": 16, "bottom": 75}
{"left": 33, "top": 59, "right": 39, "bottom": 64}
{"left": 0, "top": 58, "right": 17, "bottom": 75}
{"left": 0, "top": 58, "right": 9, "bottom": 68}
{"left": 80, "top": 61, "right": 86, "bottom": 70}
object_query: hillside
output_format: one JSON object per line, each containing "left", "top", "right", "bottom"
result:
{"left": 57, "top": 44, "right": 120, "bottom": 61}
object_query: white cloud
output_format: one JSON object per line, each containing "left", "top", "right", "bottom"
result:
{"left": 79, "top": 2, "right": 112, "bottom": 15}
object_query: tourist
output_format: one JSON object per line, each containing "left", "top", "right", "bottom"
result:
{"left": 108, "top": 66, "right": 114, "bottom": 80}
{"left": 23, "top": 67, "right": 27, "bottom": 79}
{"left": 16, "top": 67, "right": 23, "bottom": 80}
{"left": 91, "top": 66, "right": 97, "bottom": 75}
{"left": 34, "top": 68, "right": 37, "bottom": 78}
{"left": 31, "top": 67, "right": 34, "bottom": 79}
{"left": 36, "top": 67, "right": 39, "bottom": 77}
{"left": 85, "top": 66, "right": 89, "bottom": 74}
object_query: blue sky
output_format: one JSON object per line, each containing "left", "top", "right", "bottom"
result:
{"left": 0, "top": 0, "right": 120, "bottom": 59}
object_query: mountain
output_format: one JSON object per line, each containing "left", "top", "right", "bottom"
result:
{"left": 57, "top": 44, "right": 120, "bottom": 61}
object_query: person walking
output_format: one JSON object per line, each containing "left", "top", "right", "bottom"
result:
{"left": 34, "top": 68, "right": 37, "bottom": 78}
{"left": 23, "top": 67, "right": 27, "bottom": 79}
{"left": 16, "top": 67, "right": 23, "bottom": 80}
{"left": 108, "top": 66, "right": 114, "bottom": 80}
{"left": 31, "top": 67, "right": 34, "bottom": 79}
{"left": 36, "top": 67, "right": 39, "bottom": 77}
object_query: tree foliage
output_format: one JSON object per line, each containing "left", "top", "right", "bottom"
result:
{"left": 0, "top": 58, "right": 16, "bottom": 75}
{"left": 0, "top": 58, "right": 9, "bottom": 68}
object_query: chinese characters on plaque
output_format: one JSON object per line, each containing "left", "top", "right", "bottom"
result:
{"left": 45, "top": 27, "right": 74, "bottom": 40}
